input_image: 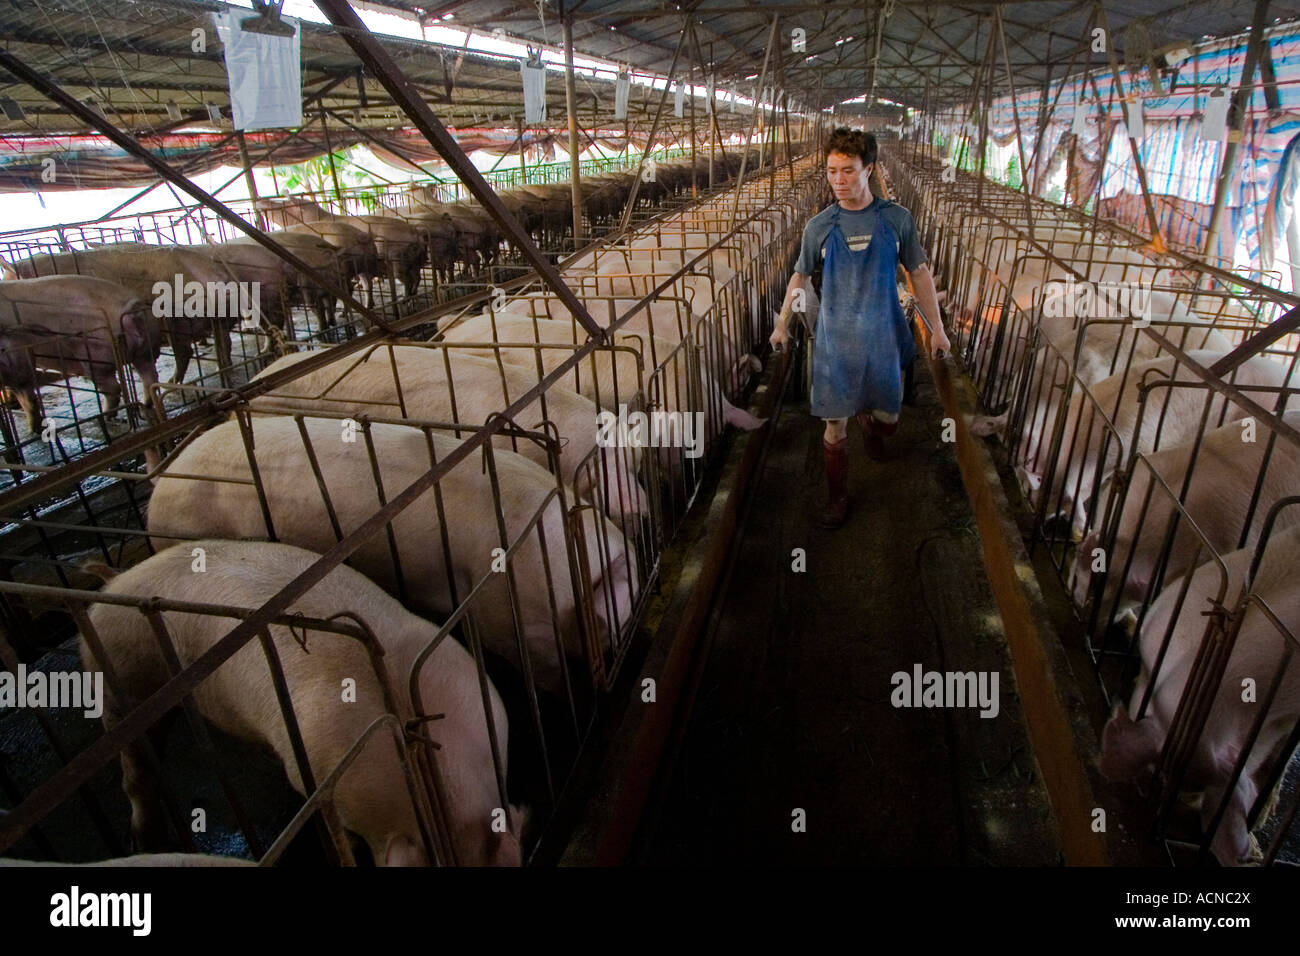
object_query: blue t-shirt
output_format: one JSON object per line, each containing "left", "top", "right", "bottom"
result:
{"left": 793, "top": 198, "right": 927, "bottom": 277}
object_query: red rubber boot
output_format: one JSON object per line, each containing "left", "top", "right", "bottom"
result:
{"left": 857, "top": 413, "right": 899, "bottom": 461}
{"left": 820, "top": 437, "right": 850, "bottom": 529}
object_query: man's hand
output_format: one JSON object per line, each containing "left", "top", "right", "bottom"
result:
{"left": 769, "top": 321, "right": 791, "bottom": 352}
{"left": 930, "top": 326, "right": 951, "bottom": 360}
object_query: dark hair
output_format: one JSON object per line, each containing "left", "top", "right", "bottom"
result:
{"left": 825, "top": 127, "right": 877, "bottom": 167}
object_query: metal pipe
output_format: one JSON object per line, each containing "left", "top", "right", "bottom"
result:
{"left": 563, "top": 12, "right": 584, "bottom": 246}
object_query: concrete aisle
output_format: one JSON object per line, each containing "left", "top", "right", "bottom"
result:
{"left": 639, "top": 353, "right": 1063, "bottom": 865}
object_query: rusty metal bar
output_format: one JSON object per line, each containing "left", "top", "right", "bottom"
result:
{"left": 312, "top": 0, "right": 606, "bottom": 343}
{"left": 1208, "top": 302, "right": 1300, "bottom": 378}
{"left": 563, "top": 11, "right": 584, "bottom": 246}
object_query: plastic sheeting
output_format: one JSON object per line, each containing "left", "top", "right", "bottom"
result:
{"left": 522, "top": 52, "right": 547, "bottom": 124}
{"left": 214, "top": 10, "right": 303, "bottom": 132}
{"left": 615, "top": 70, "right": 630, "bottom": 120}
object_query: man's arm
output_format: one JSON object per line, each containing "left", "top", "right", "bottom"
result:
{"left": 906, "top": 263, "right": 950, "bottom": 358}
{"left": 769, "top": 271, "right": 807, "bottom": 350}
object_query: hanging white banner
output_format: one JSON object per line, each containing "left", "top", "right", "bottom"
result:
{"left": 522, "top": 52, "right": 547, "bottom": 123}
{"left": 615, "top": 69, "right": 630, "bottom": 120}
{"left": 1126, "top": 98, "right": 1145, "bottom": 140}
{"left": 1071, "top": 101, "right": 1088, "bottom": 135}
{"left": 1202, "top": 88, "right": 1230, "bottom": 142}
{"left": 215, "top": 10, "right": 302, "bottom": 131}
{"left": 674, "top": 81, "right": 684, "bottom": 118}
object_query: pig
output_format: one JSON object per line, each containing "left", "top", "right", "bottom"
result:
{"left": 0, "top": 275, "right": 163, "bottom": 430}
{"left": 437, "top": 313, "right": 764, "bottom": 435}
{"left": 1098, "top": 521, "right": 1300, "bottom": 865}
{"left": 146, "top": 418, "right": 639, "bottom": 698}
{"left": 284, "top": 220, "right": 381, "bottom": 316}
{"left": 248, "top": 346, "right": 651, "bottom": 521}
{"left": 211, "top": 233, "right": 342, "bottom": 332}
{"left": 80, "top": 539, "right": 521, "bottom": 866}
{"left": 334, "top": 216, "right": 427, "bottom": 299}
{"left": 973, "top": 297, "right": 1231, "bottom": 467}
{"left": 1073, "top": 409, "right": 1300, "bottom": 620}
{"left": 10, "top": 245, "right": 239, "bottom": 382}
{"left": 1036, "top": 350, "right": 1293, "bottom": 534}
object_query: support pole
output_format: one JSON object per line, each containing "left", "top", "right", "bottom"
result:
{"left": 689, "top": 59, "right": 698, "bottom": 198}
{"left": 994, "top": 5, "right": 1034, "bottom": 230}
{"left": 975, "top": 17, "right": 996, "bottom": 207}
{"left": 319, "top": 108, "right": 344, "bottom": 206}
{"left": 236, "top": 131, "right": 266, "bottom": 230}
{"left": 689, "top": 28, "right": 718, "bottom": 191}
{"left": 728, "top": 15, "right": 780, "bottom": 230}
{"left": 519, "top": 116, "right": 529, "bottom": 183}
{"left": 563, "top": 11, "right": 584, "bottom": 247}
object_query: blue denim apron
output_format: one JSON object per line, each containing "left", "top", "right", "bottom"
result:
{"left": 810, "top": 203, "right": 916, "bottom": 419}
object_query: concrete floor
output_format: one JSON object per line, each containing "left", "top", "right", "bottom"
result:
{"left": 639, "top": 355, "right": 1063, "bottom": 865}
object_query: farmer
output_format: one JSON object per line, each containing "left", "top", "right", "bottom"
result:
{"left": 770, "top": 127, "right": 948, "bottom": 529}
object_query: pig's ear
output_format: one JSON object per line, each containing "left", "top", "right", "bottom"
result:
{"left": 722, "top": 397, "right": 765, "bottom": 431}
{"left": 1203, "top": 742, "right": 1256, "bottom": 865}
{"left": 970, "top": 413, "right": 1007, "bottom": 438}
{"left": 119, "top": 304, "right": 153, "bottom": 353}
{"left": 1098, "top": 706, "right": 1160, "bottom": 781}
{"left": 383, "top": 835, "right": 427, "bottom": 867}
{"left": 489, "top": 829, "right": 523, "bottom": 868}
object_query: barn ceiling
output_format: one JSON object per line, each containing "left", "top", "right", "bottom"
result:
{"left": 2, "top": 1, "right": 1299, "bottom": 142}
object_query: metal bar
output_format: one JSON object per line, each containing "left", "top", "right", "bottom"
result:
{"left": 994, "top": 4, "right": 1033, "bottom": 231}
{"left": 319, "top": 108, "right": 345, "bottom": 204}
{"left": 312, "top": 0, "right": 606, "bottom": 343}
{"left": 563, "top": 11, "right": 584, "bottom": 246}
{"left": 236, "top": 131, "right": 267, "bottom": 231}
{"left": 1208, "top": 302, "right": 1300, "bottom": 378}
{"left": 975, "top": 15, "right": 995, "bottom": 206}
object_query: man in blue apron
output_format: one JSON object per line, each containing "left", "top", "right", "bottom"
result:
{"left": 770, "top": 128, "right": 948, "bottom": 529}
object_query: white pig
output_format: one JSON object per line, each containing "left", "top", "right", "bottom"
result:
{"left": 1039, "top": 350, "right": 1293, "bottom": 533}
{"left": 146, "top": 418, "right": 639, "bottom": 697}
{"left": 248, "top": 346, "right": 650, "bottom": 522}
{"left": 1074, "top": 410, "right": 1300, "bottom": 618}
{"left": 437, "top": 313, "right": 763, "bottom": 435}
{"left": 1098, "top": 521, "right": 1300, "bottom": 865}
{"left": 80, "top": 539, "right": 521, "bottom": 865}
